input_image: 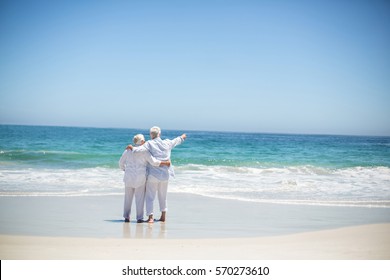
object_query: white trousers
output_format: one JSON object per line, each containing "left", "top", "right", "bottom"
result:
{"left": 145, "top": 175, "right": 168, "bottom": 216}
{"left": 123, "top": 184, "right": 145, "bottom": 221}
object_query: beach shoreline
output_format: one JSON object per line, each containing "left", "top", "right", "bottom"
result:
{"left": 0, "top": 193, "right": 389, "bottom": 259}
{"left": 1, "top": 193, "right": 390, "bottom": 239}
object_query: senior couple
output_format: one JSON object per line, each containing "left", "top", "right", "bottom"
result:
{"left": 119, "top": 126, "right": 186, "bottom": 223}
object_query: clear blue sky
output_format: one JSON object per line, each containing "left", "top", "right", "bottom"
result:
{"left": 1, "top": 0, "right": 389, "bottom": 136}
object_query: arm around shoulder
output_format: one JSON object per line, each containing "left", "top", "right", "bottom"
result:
{"left": 131, "top": 145, "right": 148, "bottom": 153}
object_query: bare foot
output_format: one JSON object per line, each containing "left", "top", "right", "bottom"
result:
{"left": 159, "top": 211, "right": 166, "bottom": 222}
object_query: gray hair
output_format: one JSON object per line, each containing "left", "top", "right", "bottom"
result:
{"left": 133, "top": 134, "right": 145, "bottom": 145}
{"left": 149, "top": 126, "right": 161, "bottom": 139}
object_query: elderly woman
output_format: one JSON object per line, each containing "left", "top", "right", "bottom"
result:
{"left": 119, "top": 134, "right": 170, "bottom": 223}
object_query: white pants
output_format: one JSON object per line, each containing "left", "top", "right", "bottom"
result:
{"left": 123, "top": 184, "right": 145, "bottom": 221}
{"left": 145, "top": 175, "right": 168, "bottom": 216}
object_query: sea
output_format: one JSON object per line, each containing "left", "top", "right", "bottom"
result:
{"left": 1, "top": 125, "right": 389, "bottom": 208}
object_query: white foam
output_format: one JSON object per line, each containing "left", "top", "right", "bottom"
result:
{"left": 170, "top": 165, "right": 390, "bottom": 208}
{"left": 0, "top": 167, "right": 124, "bottom": 196}
{"left": 1, "top": 165, "right": 389, "bottom": 208}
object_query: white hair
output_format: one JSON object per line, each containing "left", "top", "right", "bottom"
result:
{"left": 133, "top": 134, "right": 145, "bottom": 145}
{"left": 149, "top": 126, "right": 161, "bottom": 139}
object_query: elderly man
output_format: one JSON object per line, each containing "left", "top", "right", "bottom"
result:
{"left": 119, "top": 134, "right": 171, "bottom": 223}
{"left": 129, "top": 126, "right": 186, "bottom": 223}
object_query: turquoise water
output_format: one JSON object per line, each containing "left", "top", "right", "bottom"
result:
{"left": 1, "top": 125, "right": 389, "bottom": 207}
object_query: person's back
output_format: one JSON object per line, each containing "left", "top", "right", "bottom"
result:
{"left": 144, "top": 136, "right": 183, "bottom": 180}
{"left": 130, "top": 127, "right": 185, "bottom": 181}
{"left": 120, "top": 149, "right": 154, "bottom": 188}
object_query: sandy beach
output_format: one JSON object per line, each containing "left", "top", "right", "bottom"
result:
{"left": 1, "top": 193, "right": 389, "bottom": 259}
{"left": 1, "top": 223, "right": 389, "bottom": 260}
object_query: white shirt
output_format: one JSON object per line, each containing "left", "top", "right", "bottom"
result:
{"left": 133, "top": 136, "right": 184, "bottom": 181}
{"left": 119, "top": 149, "right": 161, "bottom": 188}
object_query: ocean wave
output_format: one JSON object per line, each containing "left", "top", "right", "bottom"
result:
{"left": 171, "top": 164, "right": 390, "bottom": 208}
{"left": 0, "top": 149, "right": 117, "bottom": 169}
{"left": 0, "top": 167, "right": 124, "bottom": 196}
{"left": 0, "top": 165, "right": 389, "bottom": 208}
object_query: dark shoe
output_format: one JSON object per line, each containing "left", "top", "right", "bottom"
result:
{"left": 124, "top": 218, "right": 130, "bottom": 223}
{"left": 137, "top": 219, "right": 144, "bottom": 223}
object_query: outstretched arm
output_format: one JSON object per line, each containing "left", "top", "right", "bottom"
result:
{"left": 168, "top": 133, "right": 187, "bottom": 149}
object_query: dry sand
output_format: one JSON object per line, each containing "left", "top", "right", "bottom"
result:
{"left": 1, "top": 223, "right": 389, "bottom": 260}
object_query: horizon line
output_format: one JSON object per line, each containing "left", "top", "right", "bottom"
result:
{"left": 1, "top": 122, "right": 389, "bottom": 138}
